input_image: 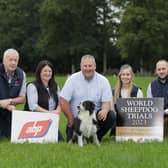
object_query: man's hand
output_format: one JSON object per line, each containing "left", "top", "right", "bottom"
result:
{"left": 6, "top": 105, "right": 16, "bottom": 111}
{"left": 0, "top": 99, "right": 12, "bottom": 109}
{"left": 97, "top": 109, "right": 108, "bottom": 121}
{"left": 97, "top": 102, "right": 111, "bottom": 121}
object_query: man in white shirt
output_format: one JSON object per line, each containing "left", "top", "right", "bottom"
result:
{"left": 60, "top": 54, "right": 116, "bottom": 142}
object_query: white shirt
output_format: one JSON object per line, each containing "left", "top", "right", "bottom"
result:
{"left": 60, "top": 71, "right": 112, "bottom": 117}
{"left": 146, "top": 83, "right": 152, "bottom": 98}
{"left": 26, "top": 83, "right": 60, "bottom": 111}
{"left": 121, "top": 88, "right": 143, "bottom": 98}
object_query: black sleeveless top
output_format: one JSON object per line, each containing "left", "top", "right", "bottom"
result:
{"left": 24, "top": 81, "right": 58, "bottom": 111}
{"left": 112, "top": 85, "right": 139, "bottom": 97}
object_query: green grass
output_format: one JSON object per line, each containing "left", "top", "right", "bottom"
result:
{"left": 4, "top": 75, "right": 166, "bottom": 168}
{"left": 1, "top": 140, "right": 168, "bottom": 168}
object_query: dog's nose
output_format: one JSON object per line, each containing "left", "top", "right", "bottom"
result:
{"left": 77, "top": 105, "right": 80, "bottom": 110}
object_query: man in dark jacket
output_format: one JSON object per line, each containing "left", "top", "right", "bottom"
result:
{"left": 147, "top": 59, "right": 168, "bottom": 112}
{"left": 0, "top": 48, "right": 26, "bottom": 139}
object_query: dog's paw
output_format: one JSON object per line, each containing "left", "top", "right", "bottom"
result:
{"left": 79, "top": 144, "right": 84, "bottom": 147}
{"left": 96, "top": 142, "right": 100, "bottom": 146}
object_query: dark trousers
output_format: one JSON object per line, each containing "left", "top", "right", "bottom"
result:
{"left": 66, "top": 110, "right": 116, "bottom": 142}
{"left": 0, "top": 116, "right": 11, "bottom": 140}
{"left": 58, "top": 130, "right": 64, "bottom": 142}
{"left": 96, "top": 110, "right": 116, "bottom": 142}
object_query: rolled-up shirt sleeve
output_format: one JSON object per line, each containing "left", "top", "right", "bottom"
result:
{"left": 27, "top": 83, "right": 38, "bottom": 111}
{"left": 101, "top": 78, "right": 112, "bottom": 102}
{"left": 60, "top": 77, "right": 73, "bottom": 101}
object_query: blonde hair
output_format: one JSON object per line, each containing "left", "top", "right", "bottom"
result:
{"left": 113, "top": 64, "right": 134, "bottom": 104}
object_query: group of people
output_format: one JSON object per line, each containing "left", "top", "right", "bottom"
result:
{"left": 0, "top": 48, "right": 168, "bottom": 142}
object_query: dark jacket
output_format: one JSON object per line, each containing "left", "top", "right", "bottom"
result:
{"left": 0, "top": 64, "right": 24, "bottom": 138}
{"left": 0, "top": 64, "right": 24, "bottom": 99}
{"left": 112, "top": 85, "right": 139, "bottom": 97}
{"left": 151, "top": 77, "right": 168, "bottom": 109}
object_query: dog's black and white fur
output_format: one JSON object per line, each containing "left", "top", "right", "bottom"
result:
{"left": 72, "top": 100, "right": 99, "bottom": 147}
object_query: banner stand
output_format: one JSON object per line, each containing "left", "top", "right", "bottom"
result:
{"left": 11, "top": 110, "right": 59, "bottom": 143}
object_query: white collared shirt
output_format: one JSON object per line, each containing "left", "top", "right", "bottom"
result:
{"left": 26, "top": 83, "right": 60, "bottom": 111}
{"left": 60, "top": 71, "right": 112, "bottom": 117}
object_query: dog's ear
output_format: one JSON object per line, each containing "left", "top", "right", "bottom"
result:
{"left": 90, "top": 102, "right": 95, "bottom": 111}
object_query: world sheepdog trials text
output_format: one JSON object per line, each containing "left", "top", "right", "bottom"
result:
{"left": 117, "top": 98, "right": 163, "bottom": 126}
{"left": 121, "top": 100, "right": 157, "bottom": 119}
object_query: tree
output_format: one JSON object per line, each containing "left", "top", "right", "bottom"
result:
{"left": 0, "top": 0, "right": 120, "bottom": 73}
{"left": 39, "top": 0, "right": 119, "bottom": 73}
{"left": 0, "top": 0, "right": 42, "bottom": 71}
{"left": 39, "top": 0, "right": 97, "bottom": 73}
{"left": 113, "top": 0, "right": 168, "bottom": 72}
{"left": 95, "top": 0, "right": 119, "bottom": 73}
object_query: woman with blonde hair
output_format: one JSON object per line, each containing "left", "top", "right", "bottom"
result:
{"left": 109, "top": 64, "right": 143, "bottom": 136}
{"left": 113, "top": 64, "right": 143, "bottom": 109}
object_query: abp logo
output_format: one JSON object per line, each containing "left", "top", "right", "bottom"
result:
{"left": 18, "top": 119, "right": 52, "bottom": 139}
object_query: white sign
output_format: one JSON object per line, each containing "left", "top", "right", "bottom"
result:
{"left": 11, "top": 110, "right": 59, "bottom": 143}
{"left": 116, "top": 98, "right": 164, "bottom": 142}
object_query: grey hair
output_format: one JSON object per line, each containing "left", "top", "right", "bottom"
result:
{"left": 3, "top": 48, "right": 19, "bottom": 62}
{"left": 80, "top": 54, "right": 96, "bottom": 65}
{"left": 156, "top": 59, "right": 168, "bottom": 67}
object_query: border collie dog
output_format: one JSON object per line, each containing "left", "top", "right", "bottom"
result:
{"left": 72, "top": 100, "right": 99, "bottom": 147}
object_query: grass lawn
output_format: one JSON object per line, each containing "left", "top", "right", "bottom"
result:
{"left": 2, "top": 75, "right": 166, "bottom": 168}
{"left": 0, "top": 139, "right": 168, "bottom": 168}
